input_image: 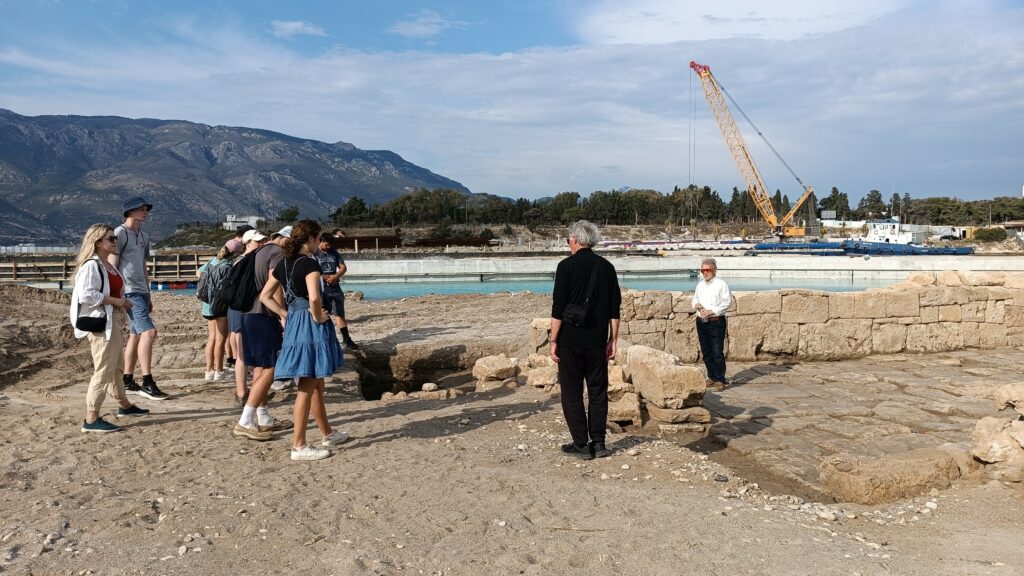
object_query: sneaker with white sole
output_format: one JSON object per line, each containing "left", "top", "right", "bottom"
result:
{"left": 290, "top": 444, "right": 330, "bottom": 461}
{"left": 321, "top": 430, "right": 350, "bottom": 446}
{"left": 81, "top": 417, "right": 121, "bottom": 433}
{"left": 212, "top": 370, "right": 228, "bottom": 381}
{"left": 204, "top": 370, "right": 215, "bottom": 382}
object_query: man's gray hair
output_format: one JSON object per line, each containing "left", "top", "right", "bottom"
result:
{"left": 701, "top": 257, "right": 718, "bottom": 270}
{"left": 568, "top": 220, "right": 601, "bottom": 247}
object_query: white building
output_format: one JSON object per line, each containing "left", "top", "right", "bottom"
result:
{"left": 222, "top": 214, "right": 261, "bottom": 231}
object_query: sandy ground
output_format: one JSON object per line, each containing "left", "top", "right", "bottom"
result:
{"left": 1, "top": 286, "right": 1023, "bottom": 576}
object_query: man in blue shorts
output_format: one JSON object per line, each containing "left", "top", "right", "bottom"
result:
{"left": 111, "top": 196, "right": 169, "bottom": 400}
{"left": 315, "top": 233, "right": 359, "bottom": 350}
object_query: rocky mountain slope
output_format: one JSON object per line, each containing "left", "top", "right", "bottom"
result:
{"left": 0, "top": 109, "right": 469, "bottom": 244}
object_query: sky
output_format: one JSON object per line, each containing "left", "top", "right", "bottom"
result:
{"left": 1, "top": 0, "right": 1022, "bottom": 204}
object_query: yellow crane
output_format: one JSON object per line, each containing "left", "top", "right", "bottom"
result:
{"left": 689, "top": 61, "right": 815, "bottom": 238}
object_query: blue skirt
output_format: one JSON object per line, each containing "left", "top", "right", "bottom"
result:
{"left": 274, "top": 298, "right": 344, "bottom": 379}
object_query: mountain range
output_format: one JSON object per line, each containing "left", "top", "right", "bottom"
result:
{"left": 0, "top": 109, "right": 470, "bottom": 244}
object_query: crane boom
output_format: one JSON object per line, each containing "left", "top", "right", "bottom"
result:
{"left": 689, "top": 61, "right": 814, "bottom": 237}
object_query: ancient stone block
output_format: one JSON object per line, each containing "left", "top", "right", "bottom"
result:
{"left": 728, "top": 314, "right": 797, "bottom": 361}
{"left": 797, "top": 319, "right": 872, "bottom": 360}
{"left": 781, "top": 291, "right": 830, "bottom": 324}
{"left": 979, "top": 323, "right": 1007, "bottom": 348}
{"left": 472, "top": 354, "right": 519, "bottom": 381}
{"left": 853, "top": 291, "right": 887, "bottom": 319}
{"left": 872, "top": 323, "right": 907, "bottom": 354}
{"left": 526, "top": 365, "right": 558, "bottom": 388}
{"left": 885, "top": 291, "right": 920, "bottom": 318}
{"left": 608, "top": 392, "right": 642, "bottom": 425}
{"left": 987, "top": 286, "right": 1014, "bottom": 301}
{"left": 626, "top": 345, "right": 706, "bottom": 409}
{"left": 905, "top": 272, "right": 936, "bottom": 286}
{"left": 735, "top": 291, "right": 782, "bottom": 315}
{"left": 664, "top": 318, "right": 700, "bottom": 363}
{"left": 1005, "top": 274, "right": 1024, "bottom": 290}
{"left": 986, "top": 300, "right": 1006, "bottom": 323}
{"left": 935, "top": 270, "right": 965, "bottom": 286}
{"left": 828, "top": 292, "right": 856, "bottom": 320}
{"left": 530, "top": 318, "right": 551, "bottom": 353}
{"left": 528, "top": 353, "right": 553, "bottom": 369}
{"left": 619, "top": 293, "right": 637, "bottom": 322}
{"left": 961, "top": 301, "right": 986, "bottom": 322}
{"left": 963, "top": 323, "right": 981, "bottom": 347}
{"left": 630, "top": 318, "right": 667, "bottom": 334}
{"left": 671, "top": 292, "right": 692, "bottom": 313}
{"left": 620, "top": 321, "right": 631, "bottom": 336}
{"left": 633, "top": 291, "right": 673, "bottom": 320}
{"left": 971, "top": 417, "right": 1024, "bottom": 482}
{"left": 818, "top": 449, "right": 961, "bottom": 505}
{"left": 964, "top": 286, "right": 991, "bottom": 302}
{"left": 938, "top": 305, "right": 961, "bottom": 322}
{"left": 918, "top": 286, "right": 968, "bottom": 307}
{"left": 646, "top": 405, "right": 711, "bottom": 424}
{"left": 608, "top": 364, "right": 635, "bottom": 402}
{"left": 993, "top": 383, "right": 1024, "bottom": 417}
{"left": 920, "top": 306, "right": 939, "bottom": 323}
{"left": 962, "top": 271, "right": 1006, "bottom": 286}
{"left": 906, "top": 322, "right": 964, "bottom": 353}
{"left": 630, "top": 332, "right": 665, "bottom": 351}
{"left": 1008, "top": 327, "right": 1024, "bottom": 347}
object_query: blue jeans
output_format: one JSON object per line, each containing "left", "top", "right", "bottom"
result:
{"left": 125, "top": 292, "right": 155, "bottom": 335}
{"left": 696, "top": 317, "right": 728, "bottom": 383}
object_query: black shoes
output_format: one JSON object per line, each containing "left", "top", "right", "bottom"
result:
{"left": 123, "top": 374, "right": 142, "bottom": 394}
{"left": 116, "top": 403, "right": 150, "bottom": 418}
{"left": 590, "top": 441, "right": 612, "bottom": 459}
{"left": 225, "top": 357, "right": 236, "bottom": 369}
{"left": 344, "top": 341, "right": 360, "bottom": 351}
{"left": 138, "top": 375, "right": 169, "bottom": 401}
{"left": 560, "top": 442, "right": 594, "bottom": 460}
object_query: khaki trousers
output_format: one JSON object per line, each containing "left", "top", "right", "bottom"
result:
{"left": 85, "top": 309, "right": 128, "bottom": 412}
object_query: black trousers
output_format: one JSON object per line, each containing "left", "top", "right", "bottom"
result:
{"left": 557, "top": 345, "right": 608, "bottom": 446}
{"left": 696, "top": 317, "right": 728, "bottom": 382}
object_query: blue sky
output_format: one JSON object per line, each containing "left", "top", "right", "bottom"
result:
{"left": 1, "top": 0, "right": 1022, "bottom": 204}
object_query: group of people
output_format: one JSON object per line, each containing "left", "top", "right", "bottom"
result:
{"left": 70, "top": 197, "right": 360, "bottom": 461}
{"left": 70, "top": 201, "right": 731, "bottom": 463}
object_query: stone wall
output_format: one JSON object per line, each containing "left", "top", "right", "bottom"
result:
{"left": 534, "top": 271, "right": 1024, "bottom": 363}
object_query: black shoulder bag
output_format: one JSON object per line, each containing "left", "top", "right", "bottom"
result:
{"left": 75, "top": 260, "right": 107, "bottom": 333}
{"left": 562, "top": 264, "right": 599, "bottom": 327}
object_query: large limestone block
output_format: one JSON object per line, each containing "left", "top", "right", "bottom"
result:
{"left": 735, "top": 291, "right": 782, "bottom": 315}
{"left": 964, "top": 286, "right": 991, "bottom": 302}
{"left": 853, "top": 292, "right": 887, "bottom": 319}
{"left": 526, "top": 365, "right": 559, "bottom": 388}
{"left": 530, "top": 318, "right": 551, "bottom": 353}
{"left": 962, "top": 271, "right": 1006, "bottom": 286}
{"left": 963, "top": 323, "right": 981, "bottom": 348}
{"left": 619, "top": 293, "right": 637, "bottom": 321}
{"left": 1007, "top": 327, "right": 1024, "bottom": 347}
{"left": 905, "top": 272, "right": 936, "bottom": 286}
{"left": 472, "top": 354, "right": 519, "bottom": 381}
{"left": 608, "top": 364, "right": 635, "bottom": 402}
{"left": 608, "top": 392, "right": 642, "bottom": 425}
{"left": 728, "top": 314, "right": 798, "bottom": 361}
{"left": 938, "top": 305, "right": 961, "bottom": 322}
{"left": 885, "top": 291, "right": 920, "bottom": 318}
{"left": 971, "top": 417, "right": 1024, "bottom": 481}
{"left": 993, "top": 383, "right": 1024, "bottom": 417}
{"left": 630, "top": 318, "right": 667, "bottom": 335}
{"left": 872, "top": 323, "right": 907, "bottom": 354}
{"left": 986, "top": 300, "right": 1006, "bottom": 323}
{"left": 626, "top": 345, "right": 706, "bottom": 409}
{"left": 1005, "top": 274, "right": 1024, "bottom": 290}
{"left": 671, "top": 291, "right": 693, "bottom": 314}
{"left": 781, "top": 290, "right": 830, "bottom": 324}
{"left": 630, "top": 332, "right": 666, "bottom": 351}
{"left": 906, "top": 322, "right": 964, "bottom": 353}
{"left": 918, "top": 286, "right": 968, "bottom": 307}
{"left": 961, "top": 301, "right": 986, "bottom": 322}
{"left": 646, "top": 405, "right": 711, "bottom": 424}
{"left": 828, "top": 292, "right": 856, "bottom": 320}
{"left": 664, "top": 318, "right": 700, "bottom": 363}
{"left": 987, "top": 286, "right": 1014, "bottom": 301}
{"left": 797, "top": 319, "right": 872, "bottom": 360}
{"left": 633, "top": 291, "right": 673, "bottom": 320}
{"left": 1005, "top": 306, "right": 1024, "bottom": 328}
{"left": 979, "top": 323, "right": 1008, "bottom": 348}
{"left": 936, "top": 270, "right": 965, "bottom": 287}
{"left": 528, "top": 353, "right": 553, "bottom": 369}
{"left": 819, "top": 449, "right": 961, "bottom": 505}
{"left": 920, "top": 306, "right": 939, "bottom": 324}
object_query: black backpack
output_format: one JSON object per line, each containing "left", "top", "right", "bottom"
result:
{"left": 223, "top": 247, "right": 264, "bottom": 312}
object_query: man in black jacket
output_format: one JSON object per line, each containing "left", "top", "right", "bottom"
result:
{"left": 550, "top": 220, "right": 621, "bottom": 460}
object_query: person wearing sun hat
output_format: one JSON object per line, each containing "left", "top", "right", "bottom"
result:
{"left": 110, "top": 196, "right": 169, "bottom": 401}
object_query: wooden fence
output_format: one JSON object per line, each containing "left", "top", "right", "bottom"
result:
{"left": 0, "top": 253, "right": 214, "bottom": 283}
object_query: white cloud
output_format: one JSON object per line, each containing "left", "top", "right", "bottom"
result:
{"left": 270, "top": 20, "right": 326, "bottom": 38}
{"left": 574, "top": 0, "right": 915, "bottom": 43}
{"left": 388, "top": 9, "right": 466, "bottom": 39}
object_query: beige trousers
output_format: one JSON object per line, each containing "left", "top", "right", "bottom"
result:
{"left": 85, "top": 309, "right": 129, "bottom": 412}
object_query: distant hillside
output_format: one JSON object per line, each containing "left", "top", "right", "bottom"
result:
{"left": 0, "top": 109, "right": 470, "bottom": 244}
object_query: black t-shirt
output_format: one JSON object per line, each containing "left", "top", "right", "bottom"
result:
{"left": 272, "top": 256, "right": 322, "bottom": 299}
{"left": 313, "top": 248, "right": 344, "bottom": 295}
{"left": 552, "top": 248, "right": 622, "bottom": 348}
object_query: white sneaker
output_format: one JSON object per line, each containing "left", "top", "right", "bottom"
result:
{"left": 212, "top": 370, "right": 227, "bottom": 381}
{"left": 290, "top": 444, "right": 330, "bottom": 461}
{"left": 203, "top": 370, "right": 215, "bottom": 382}
{"left": 321, "top": 430, "right": 350, "bottom": 446}
{"left": 271, "top": 379, "right": 296, "bottom": 391}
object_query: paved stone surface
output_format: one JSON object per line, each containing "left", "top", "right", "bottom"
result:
{"left": 705, "top": 349, "right": 1022, "bottom": 501}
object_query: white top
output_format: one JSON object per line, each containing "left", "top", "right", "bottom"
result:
{"left": 69, "top": 256, "right": 115, "bottom": 340}
{"left": 691, "top": 276, "right": 733, "bottom": 317}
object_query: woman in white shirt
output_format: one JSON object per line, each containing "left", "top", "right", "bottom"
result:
{"left": 69, "top": 224, "right": 150, "bottom": 432}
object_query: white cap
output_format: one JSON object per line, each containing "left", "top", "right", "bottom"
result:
{"left": 274, "top": 226, "right": 292, "bottom": 238}
{"left": 241, "top": 229, "right": 266, "bottom": 243}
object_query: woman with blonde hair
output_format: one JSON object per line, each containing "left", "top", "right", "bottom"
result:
{"left": 196, "top": 245, "right": 233, "bottom": 381}
{"left": 69, "top": 224, "right": 150, "bottom": 432}
{"left": 259, "top": 220, "right": 347, "bottom": 461}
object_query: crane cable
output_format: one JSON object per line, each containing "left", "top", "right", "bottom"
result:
{"left": 714, "top": 75, "right": 807, "bottom": 189}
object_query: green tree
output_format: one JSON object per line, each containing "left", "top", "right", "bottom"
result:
{"left": 819, "top": 187, "right": 851, "bottom": 218}
{"left": 277, "top": 205, "right": 300, "bottom": 221}
{"left": 857, "top": 189, "right": 887, "bottom": 219}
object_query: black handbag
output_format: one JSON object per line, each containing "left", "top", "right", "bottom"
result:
{"left": 75, "top": 260, "right": 107, "bottom": 333}
{"left": 562, "top": 264, "right": 599, "bottom": 327}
